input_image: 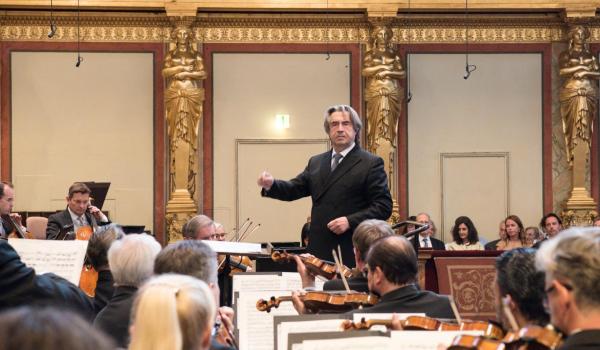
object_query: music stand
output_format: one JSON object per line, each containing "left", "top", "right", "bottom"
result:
{"left": 82, "top": 182, "right": 110, "bottom": 210}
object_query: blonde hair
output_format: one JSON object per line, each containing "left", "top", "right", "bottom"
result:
{"left": 129, "top": 274, "right": 216, "bottom": 350}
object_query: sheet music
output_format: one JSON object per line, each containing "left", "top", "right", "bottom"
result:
{"left": 202, "top": 240, "right": 262, "bottom": 255}
{"left": 301, "top": 336, "right": 392, "bottom": 350}
{"left": 277, "top": 318, "right": 345, "bottom": 350}
{"left": 8, "top": 238, "right": 88, "bottom": 285}
{"left": 233, "top": 273, "right": 325, "bottom": 306}
{"left": 237, "top": 290, "right": 298, "bottom": 350}
{"left": 389, "top": 330, "right": 484, "bottom": 350}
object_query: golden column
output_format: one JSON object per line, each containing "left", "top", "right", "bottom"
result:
{"left": 163, "top": 18, "right": 206, "bottom": 242}
{"left": 363, "top": 19, "right": 406, "bottom": 224}
{"left": 559, "top": 25, "right": 599, "bottom": 227}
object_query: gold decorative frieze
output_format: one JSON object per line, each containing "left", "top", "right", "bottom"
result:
{"left": 1, "top": 12, "right": 600, "bottom": 43}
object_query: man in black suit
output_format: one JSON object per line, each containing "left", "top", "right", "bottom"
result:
{"left": 350, "top": 235, "right": 453, "bottom": 318}
{"left": 536, "top": 227, "right": 600, "bottom": 350}
{"left": 485, "top": 220, "right": 507, "bottom": 250}
{"left": 257, "top": 105, "right": 392, "bottom": 267}
{"left": 0, "top": 182, "right": 25, "bottom": 239}
{"left": 414, "top": 213, "right": 445, "bottom": 250}
{"left": 532, "top": 212, "right": 563, "bottom": 249}
{"left": 46, "top": 182, "right": 110, "bottom": 240}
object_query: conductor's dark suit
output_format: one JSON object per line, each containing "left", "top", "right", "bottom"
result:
{"left": 262, "top": 145, "right": 392, "bottom": 267}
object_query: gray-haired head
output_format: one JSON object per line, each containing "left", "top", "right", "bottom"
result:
{"left": 536, "top": 226, "right": 600, "bottom": 310}
{"left": 154, "top": 240, "right": 218, "bottom": 285}
{"left": 182, "top": 215, "right": 214, "bottom": 240}
{"left": 107, "top": 233, "right": 162, "bottom": 287}
{"left": 323, "top": 104, "right": 362, "bottom": 143}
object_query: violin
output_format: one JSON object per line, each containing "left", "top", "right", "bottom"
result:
{"left": 78, "top": 206, "right": 99, "bottom": 297}
{"left": 342, "top": 316, "right": 504, "bottom": 339}
{"left": 256, "top": 291, "right": 378, "bottom": 314}
{"left": 3, "top": 214, "right": 33, "bottom": 239}
{"left": 218, "top": 254, "right": 253, "bottom": 275}
{"left": 271, "top": 251, "right": 353, "bottom": 280}
{"left": 448, "top": 325, "right": 563, "bottom": 350}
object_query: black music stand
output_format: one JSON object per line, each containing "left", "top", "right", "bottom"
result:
{"left": 82, "top": 182, "right": 110, "bottom": 210}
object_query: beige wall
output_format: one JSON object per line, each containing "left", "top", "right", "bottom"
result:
{"left": 11, "top": 52, "right": 155, "bottom": 232}
{"left": 408, "top": 53, "right": 543, "bottom": 242}
{"left": 212, "top": 53, "right": 349, "bottom": 243}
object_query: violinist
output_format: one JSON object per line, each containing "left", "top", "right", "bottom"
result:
{"left": 0, "top": 182, "right": 26, "bottom": 240}
{"left": 182, "top": 214, "right": 216, "bottom": 240}
{"left": 46, "top": 182, "right": 110, "bottom": 240}
{"left": 154, "top": 240, "right": 236, "bottom": 350}
{"left": 494, "top": 248, "right": 549, "bottom": 330}
{"left": 536, "top": 227, "right": 600, "bottom": 350}
{"left": 293, "top": 219, "right": 393, "bottom": 293}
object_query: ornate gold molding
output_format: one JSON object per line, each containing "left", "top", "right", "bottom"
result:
{"left": 1, "top": 12, "right": 599, "bottom": 43}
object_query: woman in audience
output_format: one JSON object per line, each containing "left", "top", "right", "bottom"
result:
{"left": 496, "top": 215, "right": 525, "bottom": 250}
{"left": 445, "top": 216, "right": 484, "bottom": 250}
{"left": 0, "top": 306, "right": 114, "bottom": 350}
{"left": 129, "top": 274, "right": 216, "bottom": 350}
{"left": 524, "top": 226, "right": 541, "bottom": 247}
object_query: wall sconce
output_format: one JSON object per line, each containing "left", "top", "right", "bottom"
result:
{"left": 275, "top": 114, "right": 290, "bottom": 129}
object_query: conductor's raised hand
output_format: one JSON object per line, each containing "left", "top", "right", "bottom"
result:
{"left": 257, "top": 171, "right": 274, "bottom": 191}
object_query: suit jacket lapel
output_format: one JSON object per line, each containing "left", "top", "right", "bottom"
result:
{"left": 316, "top": 146, "right": 362, "bottom": 201}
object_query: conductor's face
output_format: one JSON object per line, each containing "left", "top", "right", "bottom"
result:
{"left": 328, "top": 111, "right": 356, "bottom": 152}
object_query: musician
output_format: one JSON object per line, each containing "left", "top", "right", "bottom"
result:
{"left": 293, "top": 219, "right": 393, "bottom": 293}
{"left": 182, "top": 214, "right": 216, "bottom": 240}
{"left": 414, "top": 213, "right": 445, "bottom": 250}
{"left": 46, "top": 182, "right": 110, "bottom": 240}
{"left": 0, "top": 240, "right": 95, "bottom": 320}
{"left": 213, "top": 222, "right": 227, "bottom": 241}
{"left": 0, "top": 181, "right": 25, "bottom": 239}
{"left": 93, "top": 233, "right": 161, "bottom": 348}
{"left": 536, "top": 227, "right": 600, "bottom": 350}
{"left": 258, "top": 104, "right": 392, "bottom": 267}
{"left": 154, "top": 240, "right": 236, "bottom": 350}
{"left": 495, "top": 248, "right": 549, "bottom": 330}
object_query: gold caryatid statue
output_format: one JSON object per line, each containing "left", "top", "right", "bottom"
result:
{"left": 363, "top": 24, "right": 406, "bottom": 153}
{"left": 559, "top": 25, "right": 599, "bottom": 226}
{"left": 163, "top": 20, "right": 206, "bottom": 241}
{"left": 362, "top": 23, "right": 405, "bottom": 223}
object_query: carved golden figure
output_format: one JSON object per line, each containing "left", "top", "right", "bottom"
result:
{"left": 559, "top": 25, "right": 600, "bottom": 167}
{"left": 163, "top": 25, "right": 206, "bottom": 196}
{"left": 362, "top": 25, "right": 405, "bottom": 152}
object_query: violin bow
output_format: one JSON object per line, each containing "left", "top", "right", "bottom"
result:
{"left": 502, "top": 296, "right": 520, "bottom": 332}
{"left": 218, "top": 309, "right": 239, "bottom": 350}
{"left": 449, "top": 296, "right": 463, "bottom": 324}
{"left": 331, "top": 248, "right": 351, "bottom": 292}
{"left": 239, "top": 223, "right": 261, "bottom": 242}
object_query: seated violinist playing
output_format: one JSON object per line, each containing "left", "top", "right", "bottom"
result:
{"left": 0, "top": 182, "right": 26, "bottom": 240}
{"left": 536, "top": 227, "right": 600, "bottom": 350}
{"left": 293, "top": 235, "right": 454, "bottom": 319}
{"left": 495, "top": 248, "right": 549, "bottom": 330}
{"left": 293, "top": 219, "right": 393, "bottom": 293}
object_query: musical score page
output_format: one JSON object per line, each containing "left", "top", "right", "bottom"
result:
{"left": 8, "top": 238, "right": 88, "bottom": 285}
{"left": 236, "top": 290, "right": 298, "bottom": 350}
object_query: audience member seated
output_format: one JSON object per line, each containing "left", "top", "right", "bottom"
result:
{"left": 524, "top": 226, "right": 541, "bottom": 248}
{"left": 536, "top": 227, "right": 600, "bottom": 350}
{"left": 496, "top": 215, "right": 525, "bottom": 250}
{"left": 154, "top": 240, "right": 235, "bottom": 350}
{"left": 0, "top": 306, "right": 114, "bottom": 350}
{"left": 445, "top": 216, "right": 484, "bottom": 250}
{"left": 87, "top": 223, "right": 125, "bottom": 313}
{"left": 182, "top": 214, "right": 216, "bottom": 240}
{"left": 414, "top": 213, "right": 445, "bottom": 250}
{"left": 495, "top": 248, "right": 549, "bottom": 330}
{"left": 293, "top": 219, "right": 393, "bottom": 293}
{"left": 0, "top": 240, "right": 95, "bottom": 320}
{"left": 129, "top": 274, "right": 216, "bottom": 350}
{"left": 93, "top": 233, "right": 161, "bottom": 348}
{"left": 533, "top": 212, "right": 563, "bottom": 249}
{"left": 485, "top": 220, "right": 507, "bottom": 250}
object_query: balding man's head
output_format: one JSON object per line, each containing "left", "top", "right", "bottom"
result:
{"left": 366, "top": 235, "right": 417, "bottom": 286}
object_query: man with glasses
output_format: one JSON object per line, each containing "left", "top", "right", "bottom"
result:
{"left": 536, "top": 227, "right": 600, "bottom": 349}
{"left": 257, "top": 105, "right": 392, "bottom": 267}
{"left": 182, "top": 214, "right": 216, "bottom": 241}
